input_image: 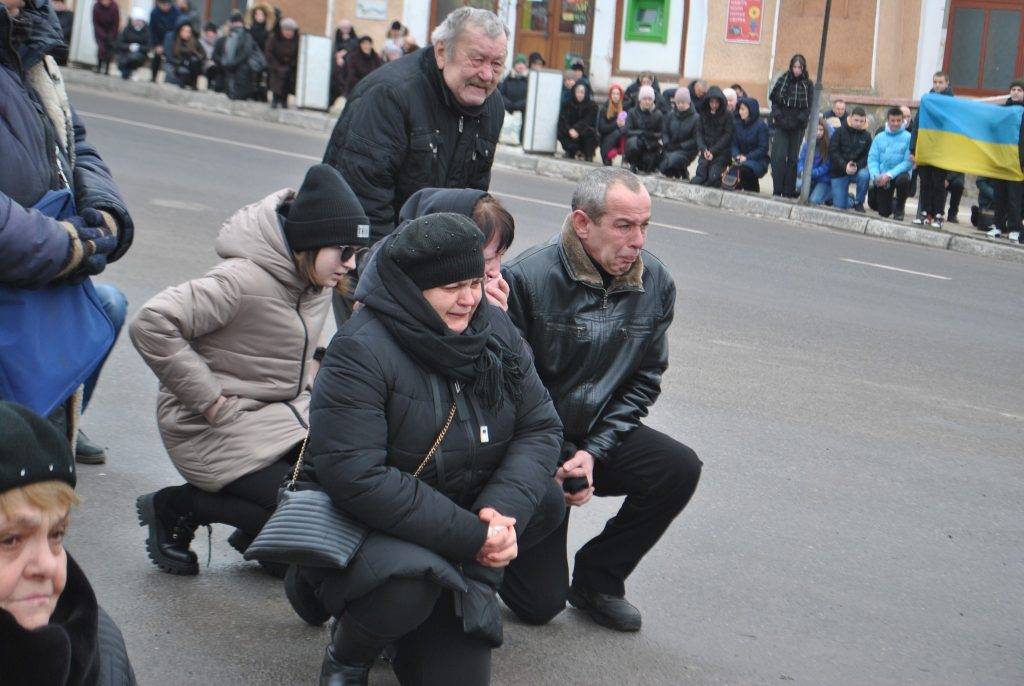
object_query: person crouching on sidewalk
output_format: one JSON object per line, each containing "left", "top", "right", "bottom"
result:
{"left": 130, "top": 165, "right": 371, "bottom": 577}
{"left": 0, "top": 401, "right": 136, "bottom": 685}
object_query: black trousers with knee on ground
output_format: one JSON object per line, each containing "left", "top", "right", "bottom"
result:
{"left": 659, "top": 149, "right": 697, "bottom": 179}
{"left": 624, "top": 138, "right": 662, "bottom": 173}
{"left": 770, "top": 128, "right": 802, "bottom": 197}
{"left": 692, "top": 152, "right": 729, "bottom": 187}
{"left": 303, "top": 479, "right": 565, "bottom": 685}
{"left": 945, "top": 172, "right": 965, "bottom": 220}
{"left": 736, "top": 165, "right": 761, "bottom": 192}
{"left": 916, "top": 165, "right": 948, "bottom": 217}
{"left": 170, "top": 444, "right": 300, "bottom": 538}
{"left": 993, "top": 179, "right": 1024, "bottom": 235}
{"left": 499, "top": 425, "right": 702, "bottom": 625}
{"left": 872, "top": 172, "right": 912, "bottom": 218}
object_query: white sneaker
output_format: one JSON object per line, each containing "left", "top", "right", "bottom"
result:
{"left": 930, "top": 218, "right": 943, "bottom": 229}
{"left": 912, "top": 216, "right": 926, "bottom": 225}
{"left": 986, "top": 227, "right": 1002, "bottom": 237}
{"left": 1009, "top": 231, "right": 1021, "bottom": 242}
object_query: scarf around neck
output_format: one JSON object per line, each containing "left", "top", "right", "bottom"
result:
{"left": 364, "top": 244, "right": 523, "bottom": 412}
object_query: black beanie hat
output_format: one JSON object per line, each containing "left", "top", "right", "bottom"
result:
{"left": 283, "top": 164, "right": 371, "bottom": 252}
{"left": 387, "top": 213, "right": 484, "bottom": 290}
{"left": 0, "top": 402, "right": 76, "bottom": 495}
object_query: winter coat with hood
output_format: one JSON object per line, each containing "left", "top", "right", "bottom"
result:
{"left": 344, "top": 44, "right": 381, "bottom": 95}
{"left": 867, "top": 124, "right": 912, "bottom": 181}
{"left": 498, "top": 71, "right": 527, "bottom": 112}
{"left": 696, "top": 86, "right": 734, "bottom": 158}
{"left": 214, "top": 25, "right": 258, "bottom": 100}
{"left": 323, "top": 46, "right": 504, "bottom": 241}
{"left": 116, "top": 21, "right": 152, "bottom": 69}
{"left": 623, "top": 76, "right": 660, "bottom": 112}
{"left": 0, "top": 0, "right": 133, "bottom": 289}
{"left": 129, "top": 189, "right": 331, "bottom": 492}
{"left": 265, "top": 29, "right": 299, "bottom": 95}
{"left": 91, "top": 1, "right": 119, "bottom": 60}
{"left": 163, "top": 18, "right": 205, "bottom": 85}
{"left": 661, "top": 104, "right": 698, "bottom": 154}
{"left": 559, "top": 91, "right": 598, "bottom": 141}
{"left": 301, "top": 229, "right": 562, "bottom": 637}
{"left": 769, "top": 55, "right": 813, "bottom": 132}
{"left": 829, "top": 120, "right": 872, "bottom": 177}
{"left": 731, "top": 98, "right": 770, "bottom": 177}
{"left": 148, "top": 4, "right": 179, "bottom": 48}
{"left": 246, "top": 3, "right": 274, "bottom": 52}
{"left": 0, "top": 555, "right": 136, "bottom": 686}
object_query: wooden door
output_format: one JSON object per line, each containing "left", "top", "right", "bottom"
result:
{"left": 515, "top": 0, "right": 593, "bottom": 71}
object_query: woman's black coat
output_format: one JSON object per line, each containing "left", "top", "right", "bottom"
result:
{"left": 696, "top": 86, "right": 734, "bottom": 157}
{"left": 558, "top": 96, "right": 598, "bottom": 141}
{"left": 0, "top": 555, "right": 136, "bottom": 686}
{"left": 625, "top": 106, "right": 664, "bottom": 149}
{"left": 304, "top": 245, "right": 562, "bottom": 609}
{"left": 662, "top": 106, "right": 698, "bottom": 153}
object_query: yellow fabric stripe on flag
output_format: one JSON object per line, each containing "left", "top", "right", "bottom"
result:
{"left": 917, "top": 129, "right": 1024, "bottom": 182}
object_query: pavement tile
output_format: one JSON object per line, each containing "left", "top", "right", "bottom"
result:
{"left": 721, "top": 192, "right": 794, "bottom": 220}
{"left": 790, "top": 205, "right": 869, "bottom": 234}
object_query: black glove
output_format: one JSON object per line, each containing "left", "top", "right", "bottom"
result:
{"left": 65, "top": 209, "right": 117, "bottom": 283}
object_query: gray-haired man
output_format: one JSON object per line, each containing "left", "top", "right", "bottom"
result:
{"left": 323, "top": 7, "right": 507, "bottom": 243}
{"left": 500, "top": 168, "right": 703, "bottom": 632}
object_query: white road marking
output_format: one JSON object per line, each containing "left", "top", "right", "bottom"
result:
{"left": 77, "top": 111, "right": 321, "bottom": 162}
{"left": 840, "top": 258, "right": 951, "bottom": 281}
{"left": 151, "top": 198, "right": 209, "bottom": 211}
{"left": 490, "top": 191, "right": 708, "bottom": 235}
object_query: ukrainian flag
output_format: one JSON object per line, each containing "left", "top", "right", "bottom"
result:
{"left": 917, "top": 93, "right": 1024, "bottom": 182}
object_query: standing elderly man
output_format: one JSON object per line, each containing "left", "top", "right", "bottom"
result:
{"left": 323, "top": 7, "right": 506, "bottom": 242}
{"left": 499, "top": 168, "right": 703, "bottom": 632}
{"left": 323, "top": 6, "right": 506, "bottom": 326}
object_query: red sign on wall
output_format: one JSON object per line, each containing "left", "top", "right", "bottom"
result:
{"left": 725, "top": 0, "right": 763, "bottom": 44}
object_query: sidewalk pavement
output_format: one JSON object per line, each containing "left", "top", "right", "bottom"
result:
{"left": 62, "top": 67, "right": 1024, "bottom": 266}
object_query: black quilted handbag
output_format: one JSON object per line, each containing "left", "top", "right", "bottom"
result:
{"left": 244, "top": 400, "right": 457, "bottom": 570}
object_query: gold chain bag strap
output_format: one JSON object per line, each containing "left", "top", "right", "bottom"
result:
{"left": 245, "top": 399, "right": 458, "bottom": 570}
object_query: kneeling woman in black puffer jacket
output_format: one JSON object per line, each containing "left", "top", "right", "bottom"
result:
{"left": 294, "top": 214, "right": 563, "bottom": 685}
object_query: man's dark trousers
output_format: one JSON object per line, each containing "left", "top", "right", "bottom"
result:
{"left": 499, "top": 424, "right": 702, "bottom": 624}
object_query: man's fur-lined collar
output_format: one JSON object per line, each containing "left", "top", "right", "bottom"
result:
{"left": 558, "top": 215, "right": 644, "bottom": 293}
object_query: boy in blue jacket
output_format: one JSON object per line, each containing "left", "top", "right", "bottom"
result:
{"left": 867, "top": 107, "right": 913, "bottom": 220}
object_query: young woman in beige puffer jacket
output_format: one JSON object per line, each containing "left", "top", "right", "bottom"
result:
{"left": 131, "top": 165, "right": 371, "bottom": 577}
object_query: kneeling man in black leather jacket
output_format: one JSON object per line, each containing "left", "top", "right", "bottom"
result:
{"left": 499, "top": 167, "right": 702, "bottom": 632}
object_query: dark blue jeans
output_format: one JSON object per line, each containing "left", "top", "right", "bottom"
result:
{"left": 82, "top": 283, "right": 127, "bottom": 411}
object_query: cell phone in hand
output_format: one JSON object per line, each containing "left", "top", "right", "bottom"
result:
{"left": 562, "top": 476, "right": 589, "bottom": 494}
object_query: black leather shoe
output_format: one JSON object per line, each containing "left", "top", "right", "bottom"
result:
{"left": 75, "top": 430, "right": 107, "bottom": 464}
{"left": 319, "top": 646, "right": 370, "bottom": 686}
{"left": 567, "top": 583, "right": 642, "bottom": 632}
{"left": 136, "top": 491, "right": 199, "bottom": 575}
{"left": 285, "top": 565, "right": 330, "bottom": 626}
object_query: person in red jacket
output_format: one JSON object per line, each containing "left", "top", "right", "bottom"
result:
{"left": 91, "top": 0, "right": 120, "bottom": 75}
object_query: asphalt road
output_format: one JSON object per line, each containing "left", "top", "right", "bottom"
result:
{"left": 63, "top": 86, "right": 1024, "bottom": 686}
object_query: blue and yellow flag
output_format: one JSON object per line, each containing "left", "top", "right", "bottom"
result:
{"left": 917, "top": 93, "right": 1024, "bottom": 182}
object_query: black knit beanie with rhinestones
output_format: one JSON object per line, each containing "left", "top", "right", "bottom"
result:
{"left": 387, "top": 213, "right": 484, "bottom": 290}
{"left": 0, "top": 402, "right": 76, "bottom": 494}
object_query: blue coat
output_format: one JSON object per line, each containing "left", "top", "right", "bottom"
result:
{"left": 731, "top": 98, "right": 769, "bottom": 177}
{"left": 867, "top": 126, "right": 912, "bottom": 181}
{"left": 0, "top": 1, "right": 132, "bottom": 288}
{"left": 797, "top": 139, "right": 831, "bottom": 186}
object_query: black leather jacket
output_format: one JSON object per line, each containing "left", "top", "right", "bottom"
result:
{"left": 503, "top": 218, "right": 676, "bottom": 462}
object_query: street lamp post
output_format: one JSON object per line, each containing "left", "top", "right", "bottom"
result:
{"left": 797, "top": 0, "right": 834, "bottom": 205}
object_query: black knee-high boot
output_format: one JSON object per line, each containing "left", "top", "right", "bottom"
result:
{"left": 320, "top": 614, "right": 384, "bottom": 686}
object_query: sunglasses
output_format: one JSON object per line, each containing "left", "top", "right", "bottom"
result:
{"left": 339, "top": 246, "right": 365, "bottom": 262}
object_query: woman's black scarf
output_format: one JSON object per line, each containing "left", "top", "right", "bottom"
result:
{"left": 368, "top": 248, "right": 524, "bottom": 412}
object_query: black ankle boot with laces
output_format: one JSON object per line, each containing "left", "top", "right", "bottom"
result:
{"left": 136, "top": 487, "right": 200, "bottom": 575}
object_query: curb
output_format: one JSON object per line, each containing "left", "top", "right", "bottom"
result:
{"left": 64, "top": 67, "right": 1024, "bottom": 266}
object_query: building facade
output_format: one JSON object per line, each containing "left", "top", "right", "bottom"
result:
{"left": 70, "top": 0, "right": 1024, "bottom": 102}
